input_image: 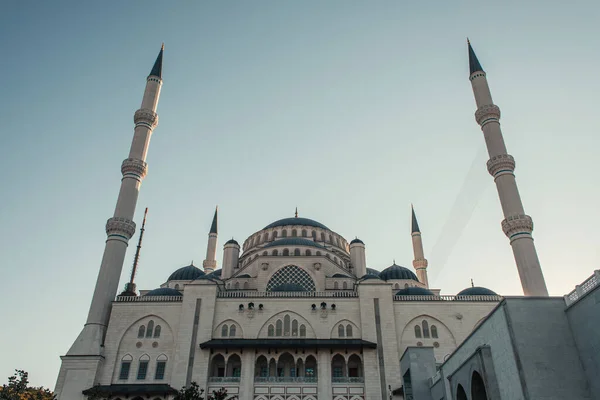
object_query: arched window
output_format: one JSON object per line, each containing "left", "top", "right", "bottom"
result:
{"left": 272, "top": 249, "right": 278, "bottom": 256}
{"left": 146, "top": 321, "right": 154, "bottom": 338}
{"left": 283, "top": 249, "right": 290, "bottom": 256}
{"left": 257, "top": 234, "right": 261, "bottom": 244}
{"left": 302, "top": 229, "right": 307, "bottom": 237}
{"left": 395, "top": 283, "right": 399, "bottom": 289}
{"left": 282, "top": 230, "right": 288, "bottom": 238}
{"left": 334, "top": 282, "right": 339, "bottom": 289}
{"left": 331, "top": 354, "right": 346, "bottom": 378}
{"left": 335, "top": 238, "right": 340, "bottom": 247}
{"left": 346, "top": 324, "right": 353, "bottom": 337}
{"left": 276, "top": 320, "right": 283, "bottom": 336}
{"left": 292, "top": 320, "right": 298, "bottom": 336}
{"left": 347, "top": 354, "right": 362, "bottom": 378}
{"left": 338, "top": 324, "right": 345, "bottom": 337}
{"left": 422, "top": 321, "right": 430, "bottom": 338}
{"left": 328, "top": 234, "right": 333, "bottom": 243}
{"left": 312, "top": 231, "right": 317, "bottom": 239}
{"left": 294, "top": 248, "right": 300, "bottom": 256}
{"left": 243, "top": 282, "right": 249, "bottom": 289}
{"left": 471, "top": 371, "right": 489, "bottom": 400}
{"left": 292, "top": 229, "right": 297, "bottom": 237}
{"left": 221, "top": 325, "right": 229, "bottom": 337}
{"left": 299, "top": 324, "right": 306, "bottom": 337}
{"left": 138, "top": 325, "right": 145, "bottom": 338}
{"left": 153, "top": 325, "right": 161, "bottom": 338}
{"left": 137, "top": 355, "right": 150, "bottom": 380}
{"left": 268, "top": 324, "right": 274, "bottom": 337}
{"left": 174, "top": 284, "right": 179, "bottom": 290}
{"left": 321, "top": 232, "right": 325, "bottom": 242}
{"left": 316, "top": 251, "right": 322, "bottom": 256}
{"left": 305, "top": 250, "right": 312, "bottom": 256}
{"left": 457, "top": 384, "right": 468, "bottom": 400}
{"left": 262, "top": 251, "right": 267, "bottom": 256}
{"left": 119, "top": 355, "right": 133, "bottom": 380}
{"left": 273, "top": 231, "right": 278, "bottom": 239}
{"left": 405, "top": 283, "right": 409, "bottom": 289}
{"left": 229, "top": 325, "right": 236, "bottom": 337}
{"left": 343, "top": 282, "right": 348, "bottom": 289}
{"left": 234, "top": 282, "right": 240, "bottom": 290}
{"left": 414, "top": 325, "right": 422, "bottom": 338}
{"left": 284, "top": 315, "right": 291, "bottom": 336}
{"left": 431, "top": 325, "right": 438, "bottom": 338}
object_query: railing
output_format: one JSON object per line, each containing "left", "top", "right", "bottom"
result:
{"left": 218, "top": 291, "right": 358, "bottom": 298}
{"left": 254, "top": 377, "right": 318, "bottom": 383}
{"left": 332, "top": 377, "right": 364, "bottom": 383}
{"left": 393, "top": 295, "right": 502, "bottom": 302}
{"left": 565, "top": 270, "right": 600, "bottom": 307}
{"left": 208, "top": 377, "right": 240, "bottom": 383}
{"left": 114, "top": 295, "right": 183, "bottom": 302}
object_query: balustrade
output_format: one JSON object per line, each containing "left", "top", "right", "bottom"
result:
{"left": 254, "top": 376, "right": 318, "bottom": 383}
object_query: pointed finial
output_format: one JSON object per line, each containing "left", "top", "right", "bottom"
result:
{"left": 161, "top": 42, "right": 165, "bottom": 50}
{"left": 393, "top": 259, "right": 396, "bottom": 265}
{"left": 210, "top": 206, "right": 218, "bottom": 234}
{"left": 411, "top": 204, "right": 421, "bottom": 233}
{"left": 295, "top": 207, "right": 298, "bottom": 218}
{"left": 471, "top": 278, "right": 474, "bottom": 287}
{"left": 191, "top": 260, "right": 194, "bottom": 266}
{"left": 149, "top": 44, "right": 164, "bottom": 79}
{"left": 467, "top": 39, "right": 484, "bottom": 75}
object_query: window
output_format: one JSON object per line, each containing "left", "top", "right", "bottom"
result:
{"left": 292, "top": 229, "right": 297, "bottom": 237}
{"left": 272, "top": 250, "right": 278, "bottom": 256}
{"left": 346, "top": 324, "right": 353, "bottom": 337}
{"left": 334, "top": 282, "right": 339, "bottom": 289}
{"left": 273, "top": 231, "right": 278, "bottom": 239}
{"left": 290, "top": 367, "right": 296, "bottom": 377}
{"left": 243, "top": 282, "right": 249, "bottom": 289}
{"left": 415, "top": 325, "right": 422, "bottom": 338}
{"left": 302, "top": 229, "right": 307, "bottom": 237}
{"left": 343, "top": 282, "right": 348, "bottom": 289}
{"left": 260, "top": 367, "right": 268, "bottom": 377}
{"left": 431, "top": 325, "right": 438, "bottom": 339}
{"left": 299, "top": 324, "right": 306, "bottom": 337}
{"left": 137, "top": 361, "right": 149, "bottom": 380}
{"left": 292, "top": 319, "right": 298, "bottom": 336}
{"left": 321, "top": 232, "right": 325, "bottom": 241}
{"left": 232, "top": 367, "right": 241, "bottom": 377}
{"left": 395, "top": 283, "right": 400, "bottom": 289}
{"left": 257, "top": 235, "right": 261, "bottom": 244}
{"left": 283, "top": 249, "right": 289, "bottom": 256}
{"left": 262, "top": 251, "right": 267, "bottom": 256}
{"left": 333, "top": 367, "right": 343, "bottom": 377}
{"left": 174, "top": 284, "right": 179, "bottom": 290}
{"left": 155, "top": 361, "right": 166, "bottom": 380}
{"left": 268, "top": 324, "right": 274, "bottom": 337}
{"left": 338, "top": 324, "right": 345, "bottom": 337}
{"left": 119, "top": 361, "right": 131, "bottom": 380}
{"left": 234, "top": 282, "right": 240, "bottom": 290}
{"left": 329, "top": 235, "right": 333, "bottom": 243}
{"left": 312, "top": 231, "right": 316, "bottom": 239}
{"left": 138, "top": 325, "right": 145, "bottom": 338}
{"left": 230, "top": 325, "right": 236, "bottom": 337}
{"left": 146, "top": 321, "right": 154, "bottom": 338}
{"left": 282, "top": 230, "right": 288, "bottom": 238}
{"left": 153, "top": 325, "right": 161, "bottom": 338}
{"left": 306, "top": 250, "right": 312, "bottom": 256}
{"left": 276, "top": 320, "right": 283, "bottom": 336}
{"left": 316, "top": 251, "right": 322, "bottom": 256}
{"left": 422, "top": 321, "right": 430, "bottom": 338}
{"left": 221, "top": 325, "right": 229, "bottom": 337}
{"left": 294, "top": 248, "right": 300, "bottom": 256}
{"left": 306, "top": 367, "right": 315, "bottom": 377}
{"left": 284, "top": 315, "right": 291, "bottom": 336}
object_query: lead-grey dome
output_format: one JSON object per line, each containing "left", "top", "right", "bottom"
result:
{"left": 168, "top": 264, "right": 205, "bottom": 281}
{"left": 366, "top": 268, "right": 380, "bottom": 276}
{"left": 457, "top": 287, "right": 498, "bottom": 296}
{"left": 395, "top": 287, "right": 434, "bottom": 296}
{"left": 144, "top": 287, "right": 182, "bottom": 297}
{"left": 379, "top": 264, "right": 419, "bottom": 282}
{"left": 264, "top": 217, "right": 329, "bottom": 230}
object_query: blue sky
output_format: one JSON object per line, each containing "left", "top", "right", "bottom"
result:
{"left": 1, "top": 0, "right": 599, "bottom": 389}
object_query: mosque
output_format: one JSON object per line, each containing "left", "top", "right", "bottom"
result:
{"left": 55, "top": 42, "right": 592, "bottom": 400}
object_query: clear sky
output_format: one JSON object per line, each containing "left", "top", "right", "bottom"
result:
{"left": 1, "top": 0, "right": 599, "bottom": 389}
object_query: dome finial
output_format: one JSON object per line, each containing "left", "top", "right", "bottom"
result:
{"left": 393, "top": 259, "right": 396, "bottom": 265}
{"left": 471, "top": 278, "right": 474, "bottom": 287}
{"left": 295, "top": 207, "right": 298, "bottom": 218}
{"left": 191, "top": 260, "right": 194, "bottom": 266}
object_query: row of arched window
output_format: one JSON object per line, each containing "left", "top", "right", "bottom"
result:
{"left": 245, "top": 229, "right": 347, "bottom": 250}
{"left": 267, "top": 315, "right": 307, "bottom": 337}
{"left": 137, "top": 321, "right": 161, "bottom": 338}
{"left": 220, "top": 324, "right": 237, "bottom": 337}
{"left": 338, "top": 324, "right": 353, "bottom": 337}
{"left": 228, "top": 281, "right": 250, "bottom": 290}
{"left": 414, "top": 320, "right": 438, "bottom": 339}
{"left": 241, "top": 248, "right": 345, "bottom": 268}
{"left": 333, "top": 281, "right": 350, "bottom": 290}
{"left": 119, "top": 354, "right": 167, "bottom": 381}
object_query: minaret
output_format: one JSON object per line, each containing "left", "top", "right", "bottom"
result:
{"left": 55, "top": 45, "right": 164, "bottom": 400}
{"left": 203, "top": 207, "right": 218, "bottom": 274}
{"left": 411, "top": 205, "right": 429, "bottom": 288}
{"left": 468, "top": 40, "right": 548, "bottom": 296}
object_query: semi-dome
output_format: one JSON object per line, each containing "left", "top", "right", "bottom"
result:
{"left": 271, "top": 283, "right": 307, "bottom": 292}
{"left": 366, "top": 268, "right": 380, "bottom": 276}
{"left": 360, "top": 273, "right": 382, "bottom": 281}
{"left": 168, "top": 264, "right": 205, "bottom": 281}
{"left": 144, "top": 287, "right": 182, "bottom": 297}
{"left": 264, "top": 217, "right": 329, "bottom": 230}
{"left": 379, "top": 264, "right": 419, "bottom": 282}
{"left": 264, "top": 238, "right": 326, "bottom": 249}
{"left": 350, "top": 238, "right": 364, "bottom": 245}
{"left": 457, "top": 287, "right": 498, "bottom": 296}
{"left": 395, "top": 287, "right": 435, "bottom": 296}
{"left": 225, "top": 239, "right": 239, "bottom": 246}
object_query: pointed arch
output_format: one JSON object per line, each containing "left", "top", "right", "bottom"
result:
{"left": 471, "top": 371, "right": 489, "bottom": 400}
{"left": 457, "top": 384, "right": 468, "bottom": 400}
{"left": 330, "top": 319, "right": 360, "bottom": 338}
{"left": 153, "top": 325, "right": 161, "bottom": 338}
{"left": 145, "top": 320, "right": 154, "bottom": 337}
{"left": 258, "top": 311, "right": 316, "bottom": 338}
{"left": 137, "top": 325, "right": 145, "bottom": 338}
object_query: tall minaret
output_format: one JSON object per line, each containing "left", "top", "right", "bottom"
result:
{"left": 411, "top": 205, "right": 429, "bottom": 288}
{"left": 203, "top": 207, "right": 218, "bottom": 274}
{"left": 468, "top": 40, "right": 548, "bottom": 296}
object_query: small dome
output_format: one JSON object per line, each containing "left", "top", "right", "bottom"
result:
{"left": 168, "top": 264, "right": 205, "bottom": 281}
{"left": 350, "top": 238, "right": 364, "bottom": 245}
{"left": 379, "top": 264, "right": 419, "bottom": 282}
{"left": 366, "top": 268, "right": 380, "bottom": 276}
{"left": 208, "top": 269, "right": 222, "bottom": 278}
{"left": 457, "top": 287, "right": 498, "bottom": 296}
{"left": 332, "top": 273, "right": 351, "bottom": 278}
{"left": 144, "top": 287, "right": 182, "bottom": 297}
{"left": 271, "top": 283, "right": 307, "bottom": 292}
{"left": 237, "top": 274, "right": 251, "bottom": 278}
{"left": 264, "top": 238, "right": 326, "bottom": 249}
{"left": 360, "top": 274, "right": 381, "bottom": 281}
{"left": 395, "top": 287, "right": 435, "bottom": 296}
{"left": 264, "top": 217, "right": 329, "bottom": 230}
{"left": 225, "top": 239, "right": 239, "bottom": 246}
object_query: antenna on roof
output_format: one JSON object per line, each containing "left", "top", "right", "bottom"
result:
{"left": 120, "top": 207, "right": 148, "bottom": 297}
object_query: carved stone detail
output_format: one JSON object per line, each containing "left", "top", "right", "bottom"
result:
{"left": 413, "top": 259, "right": 428, "bottom": 269}
{"left": 487, "top": 154, "right": 515, "bottom": 177}
{"left": 313, "top": 262, "right": 321, "bottom": 271}
{"left": 501, "top": 214, "right": 534, "bottom": 238}
{"left": 121, "top": 158, "right": 148, "bottom": 180}
{"left": 475, "top": 104, "right": 500, "bottom": 126}
{"left": 106, "top": 217, "right": 136, "bottom": 239}
{"left": 261, "top": 263, "right": 269, "bottom": 271}
{"left": 134, "top": 108, "right": 159, "bottom": 129}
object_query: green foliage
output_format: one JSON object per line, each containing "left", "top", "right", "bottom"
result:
{"left": 174, "top": 383, "right": 237, "bottom": 400}
{"left": 0, "top": 370, "right": 55, "bottom": 400}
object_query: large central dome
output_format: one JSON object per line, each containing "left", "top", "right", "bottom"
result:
{"left": 264, "top": 217, "right": 329, "bottom": 230}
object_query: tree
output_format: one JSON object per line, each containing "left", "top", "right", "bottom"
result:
{"left": 0, "top": 370, "right": 55, "bottom": 400}
{"left": 174, "top": 383, "right": 237, "bottom": 400}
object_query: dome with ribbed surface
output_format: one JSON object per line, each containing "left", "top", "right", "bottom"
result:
{"left": 264, "top": 238, "right": 326, "bottom": 249}
{"left": 379, "top": 264, "right": 418, "bottom": 282}
{"left": 457, "top": 287, "right": 498, "bottom": 296}
{"left": 366, "top": 268, "right": 380, "bottom": 276}
{"left": 360, "top": 274, "right": 381, "bottom": 281}
{"left": 264, "top": 217, "right": 329, "bottom": 230}
{"left": 168, "top": 264, "right": 205, "bottom": 281}
{"left": 271, "top": 283, "right": 307, "bottom": 292}
{"left": 395, "top": 287, "right": 435, "bottom": 296}
{"left": 144, "top": 287, "right": 182, "bottom": 297}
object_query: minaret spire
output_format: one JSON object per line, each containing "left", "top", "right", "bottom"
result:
{"left": 468, "top": 40, "right": 548, "bottom": 296}
{"left": 210, "top": 206, "right": 218, "bottom": 234}
{"left": 410, "top": 205, "right": 429, "bottom": 288}
{"left": 149, "top": 43, "right": 164, "bottom": 79}
{"left": 119, "top": 207, "right": 148, "bottom": 297}
{"left": 203, "top": 207, "right": 219, "bottom": 273}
